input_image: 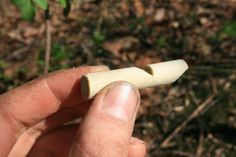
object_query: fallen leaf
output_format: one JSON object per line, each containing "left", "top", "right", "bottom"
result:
{"left": 134, "top": 0, "right": 145, "bottom": 17}
{"left": 154, "top": 8, "right": 166, "bottom": 22}
{"left": 103, "top": 37, "right": 139, "bottom": 56}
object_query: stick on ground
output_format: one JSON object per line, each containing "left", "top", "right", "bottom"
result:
{"left": 44, "top": 19, "right": 51, "bottom": 74}
{"left": 160, "top": 94, "right": 216, "bottom": 148}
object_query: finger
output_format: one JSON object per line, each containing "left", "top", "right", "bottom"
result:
{"left": 28, "top": 125, "right": 78, "bottom": 157}
{"left": 71, "top": 82, "right": 140, "bottom": 157}
{"left": 8, "top": 102, "right": 90, "bottom": 157}
{"left": 0, "top": 66, "right": 109, "bottom": 157}
{"left": 30, "top": 101, "right": 90, "bottom": 134}
{"left": 29, "top": 126, "right": 146, "bottom": 157}
{"left": 0, "top": 66, "right": 108, "bottom": 126}
{"left": 128, "top": 137, "right": 147, "bottom": 157}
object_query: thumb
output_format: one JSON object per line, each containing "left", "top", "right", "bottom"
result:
{"left": 71, "top": 82, "right": 140, "bottom": 157}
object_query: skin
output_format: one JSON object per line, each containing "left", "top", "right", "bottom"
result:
{"left": 0, "top": 66, "right": 147, "bottom": 157}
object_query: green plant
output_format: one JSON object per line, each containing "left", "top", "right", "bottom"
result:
{"left": 156, "top": 36, "right": 168, "bottom": 48}
{"left": 11, "top": 0, "right": 72, "bottom": 74}
{"left": 51, "top": 43, "right": 69, "bottom": 62}
{"left": 11, "top": 0, "right": 71, "bottom": 21}
{"left": 221, "top": 21, "right": 236, "bottom": 38}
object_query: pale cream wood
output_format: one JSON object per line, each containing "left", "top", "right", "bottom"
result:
{"left": 81, "top": 59, "right": 188, "bottom": 98}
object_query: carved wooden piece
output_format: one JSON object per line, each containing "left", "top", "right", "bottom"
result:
{"left": 81, "top": 59, "right": 188, "bottom": 98}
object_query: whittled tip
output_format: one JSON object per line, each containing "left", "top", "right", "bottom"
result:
{"left": 145, "top": 59, "right": 188, "bottom": 84}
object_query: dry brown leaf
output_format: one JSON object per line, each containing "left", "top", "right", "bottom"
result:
{"left": 103, "top": 37, "right": 139, "bottom": 56}
{"left": 154, "top": 8, "right": 166, "bottom": 22}
{"left": 134, "top": 0, "right": 145, "bottom": 17}
{"left": 103, "top": 41, "right": 123, "bottom": 56}
{"left": 171, "top": 0, "right": 190, "bottom": 14}
{"left": 23, "top": 27, "right": 42, "bottom": 38}
{"left": 135, "top": 53, "right": 160, "bottom": 67}
{"left": 119, "top": 1, "right": 130, "bottom": 16}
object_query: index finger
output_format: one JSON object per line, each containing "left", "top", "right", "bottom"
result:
{"left": 0, "top": 66, "right": 109, "bottom": 126}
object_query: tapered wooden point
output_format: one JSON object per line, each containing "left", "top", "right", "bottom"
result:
{"left": 81, "top": 59, "right": 188, "bottom": 98}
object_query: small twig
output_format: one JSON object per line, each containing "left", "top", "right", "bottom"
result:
{"left": 210, "top": 77, "right": 218, "bottom": 94}
{"left": 0, "top": 0, "right": 8, "bottom": 16}
{"left": 7, "top": 40, "right": 36, "bottom": 61}
{"left": 160, "top": 94, "right": 216, "bottom": 148}
{"left": 44, "top": 19, "right": 51, "bottom": 74}
{"left": 81, "top": 42, "right": 93, "bottom": 64}
{"left": 209, "top": 133, "right": 236, "bottom": 150}
{"left": 171, "top": 151, "right": 196, "bottom": 157}
{"left": 96, "top": 0, "right": 105, "bottom": 34}
{"left": 8, "top": 47, "right": 30, "bottom": 60}
{"left": 196, "top": 130, "right": 204, "bottom": 157}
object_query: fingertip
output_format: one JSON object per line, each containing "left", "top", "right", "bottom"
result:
{"left": 129, "top": 137, "right": 147, "bottom": 157}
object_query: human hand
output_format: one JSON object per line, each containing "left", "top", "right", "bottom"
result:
{"left": 0, "top": 66, "right": 146, "bottom": 157}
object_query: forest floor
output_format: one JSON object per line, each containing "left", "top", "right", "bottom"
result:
{"left": 0, "top": 0, "right": 236, "bottom": 156}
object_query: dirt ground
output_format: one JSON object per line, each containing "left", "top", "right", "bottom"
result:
{"left": 0, "top": 0, "right": 236, "bottom": 156}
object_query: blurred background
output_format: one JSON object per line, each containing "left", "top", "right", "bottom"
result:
{"left": 0, "top": 0, "right": 236, "bottom": 156}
